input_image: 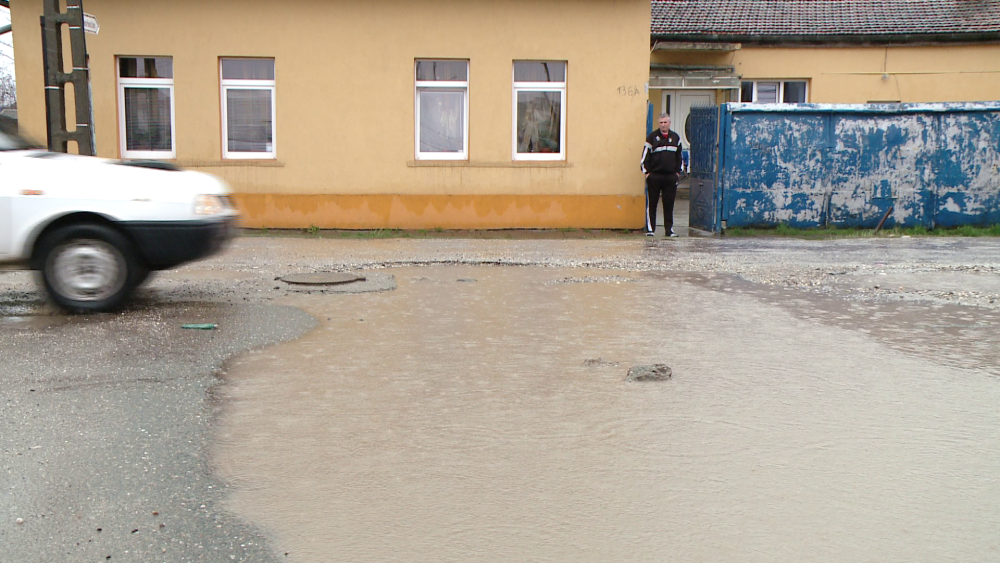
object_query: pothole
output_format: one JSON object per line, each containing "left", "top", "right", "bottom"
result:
{"left": 626, "top": 364, "right": 673, "bottom": 382}
{"left": 280, "top": 272, "right": 397, "bottom": 294}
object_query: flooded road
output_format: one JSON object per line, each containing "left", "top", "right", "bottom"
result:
{"left": 214, "top": 264, "right": 1000, "bottom": 562}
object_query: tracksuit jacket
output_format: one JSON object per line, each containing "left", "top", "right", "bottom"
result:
{"left": 640, "top": 129, "right": 683, "bottom": 176}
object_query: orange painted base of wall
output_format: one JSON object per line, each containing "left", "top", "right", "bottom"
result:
{"left": 231, "top": 194, "right": 647, "bottom": 230}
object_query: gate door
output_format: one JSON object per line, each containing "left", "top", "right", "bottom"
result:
{"left": 687, "top": 105, "right": 720, "bottom": 232}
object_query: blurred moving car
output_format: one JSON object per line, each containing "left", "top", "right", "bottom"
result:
{"left": 0, "top": 125, "right": 239, "bottom": 313}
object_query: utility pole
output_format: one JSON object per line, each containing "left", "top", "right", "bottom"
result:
{"left": 40, "top": 0, "right": 94, "bottom": 155}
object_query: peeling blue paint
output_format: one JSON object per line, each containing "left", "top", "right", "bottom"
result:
{"left": 689, "top": 102, "right": 1000, "bottom": 232}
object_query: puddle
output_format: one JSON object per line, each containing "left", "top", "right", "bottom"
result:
{"left": 213, "top": 265, "right": 1000, "bottom": 562}
{"left": 0, "top": 314, "right": 73, "bottom": 329}
{"left": 838, "top": 270, "right": 1000, "bottom": 295}
{"left": 677, "top": 272, "right": 1000, "bottom": 376}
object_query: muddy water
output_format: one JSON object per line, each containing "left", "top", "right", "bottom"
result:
{"left": 214, "top": 265, "right": 1000, "bottom": 562}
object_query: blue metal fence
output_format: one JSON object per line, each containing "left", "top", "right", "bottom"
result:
{"left": 689, "top": 102, "right": 1000, "bottom": 232}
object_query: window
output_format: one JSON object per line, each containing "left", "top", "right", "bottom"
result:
{"left": 415, "top": 60, "right": 468, "bottom": 160}
{"left": 513, "top": 61, "right": 566, "bottom": 160}
{"left": 221, "top": 58, "right": 276, "bottom": 159}
{"left": 117, "top": 57, "right": 174, "bottom": 158}
{"left": 740, "top": 80, "right": 808, "bottom": 104}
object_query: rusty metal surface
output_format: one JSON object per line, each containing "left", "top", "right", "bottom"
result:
{"left": 692, "top": 102, "right": 1000, "bottom": 231}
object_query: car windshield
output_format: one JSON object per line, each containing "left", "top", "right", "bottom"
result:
{"left": 0, "top": 128, "right": 44, "bottom": 151}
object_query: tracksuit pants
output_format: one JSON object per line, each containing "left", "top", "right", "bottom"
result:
{"left": 645, "top": 173, "right": 678, "bottom": 234}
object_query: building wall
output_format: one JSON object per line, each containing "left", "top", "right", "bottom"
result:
{"left": 11, "top": 0, "right": 652, "bottom": 229}
{"left": 735, "top": 44, "right": 1000, "bottom": 103}
{"left": 647, "top": 42, "right": 1000, "bottom": 119}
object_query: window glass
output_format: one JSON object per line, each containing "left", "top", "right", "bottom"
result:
{"left": 415, "top": 60, "right": 468, "bottom": 159}
{"left": 221, "top": 59, "right": 275, "bottom": 81}
{"left": 513, "top": 60, "right": 566, "bottom": 160}
{"left": 783, "top": 81, "right": 807, "bottom": 103}
{"left": 226, "top": 89, "right": 274, "bottom": 153}
{"left": 117, "top": 56, "right": 174, "bottom": 158}
{"left": 513, "top": 61, "right": 566, "bottom": 82}
{"left": 416, "top": 60, "right": 468, "bottom": 82}
{"left": 418, "top": 91, "right": 465, "bottom": 153}
{"left": 516, "top": 91, "right": 561, "bottom": 154}
{"left": 757, "top": 82, "right": 779, "bottom": 103}
{"left": 119, "top": 57, "right": 173, "bottom": 79}
{"left": 124, "top": 88, "right": 172, "bottom": 151}
{"left": 743, "top": 80, "right": 807, "bottom": 103}
{"left": 221, "top": 58, "right": 276, "bottom": 158}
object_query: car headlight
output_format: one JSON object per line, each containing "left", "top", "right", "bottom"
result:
{"left": 194, "top": 194, "right": 229, "bottom": 216}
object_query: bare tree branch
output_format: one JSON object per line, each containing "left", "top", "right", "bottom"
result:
{"left": 0, "top": 67, "right": 15, "bottom": 109}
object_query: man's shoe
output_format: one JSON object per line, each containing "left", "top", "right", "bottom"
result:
{"left": 645, "top": 231, "right": 655, "bottom": 237}
{"left": 668, "top": 230, "right": 678, "bottom": 237}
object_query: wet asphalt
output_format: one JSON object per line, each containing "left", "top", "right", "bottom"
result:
{"left": 1, "top": 300, "right": 315, "bottom": 563}
{"left": 1, "top": 213, "right": 999, "bottom": 562}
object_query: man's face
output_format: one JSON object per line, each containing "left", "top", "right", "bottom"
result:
{"left": 659, "top": 116, "right": 671, "bottom": 135}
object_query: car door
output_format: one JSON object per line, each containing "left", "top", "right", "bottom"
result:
{"left": 0, "top": 152, "right": 12, "bottom": 258}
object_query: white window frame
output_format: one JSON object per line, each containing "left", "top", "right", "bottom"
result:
{"left": 741, "top": 80, "right": 808, "bottom": 104}
{"left": 512, "top": 62, "right": 566, "bottom": 161}
{"left": 117, "top": 63, "right": 175, "bottom": 159}
{"left": 414, "top": 60, "right": 469, "bottom": 161}
{"left": 221, "top": 59, "right": 277, "bottom": 160}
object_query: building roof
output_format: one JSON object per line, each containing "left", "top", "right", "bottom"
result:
{"left": 651, "top": 0, "right": 1000, "bottom": 42}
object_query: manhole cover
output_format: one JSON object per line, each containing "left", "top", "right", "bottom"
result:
{"left": 281, "top": 272, "right": 366, "bottom": 286}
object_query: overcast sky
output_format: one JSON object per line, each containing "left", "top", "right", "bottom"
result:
{"left": 1, "top": 7, "right": 13, "bottom": 74}
{"left": 0, "top": 8, "right": 14, "bottom": 74}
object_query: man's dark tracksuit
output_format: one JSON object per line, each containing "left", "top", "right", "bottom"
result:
{"left": 640, "top": 129, "right": 683, "bottom": 235}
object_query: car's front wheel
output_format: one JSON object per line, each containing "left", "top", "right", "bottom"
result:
{"left": 36, "top": 224, "right": 143, "bottom": 313}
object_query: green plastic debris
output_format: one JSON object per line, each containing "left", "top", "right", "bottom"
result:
{"left": 182, "top": 323, "right": 218, "bottom": 330}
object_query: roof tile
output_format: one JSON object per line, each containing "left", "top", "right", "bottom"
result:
{"left": 652, "top": 0, "right": 1000, "bottom": 37}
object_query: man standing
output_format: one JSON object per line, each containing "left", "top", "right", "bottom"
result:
{"left": 640, "top": 114, "right": 683, "bottom": 237}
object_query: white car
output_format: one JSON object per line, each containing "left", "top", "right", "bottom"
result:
{"left": 0, "top": 126, "right": 239, "bottom": 313}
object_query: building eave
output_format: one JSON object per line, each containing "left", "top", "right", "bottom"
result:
{"left": 650, "top": 32, "right": 1000, "bottom": 47}
{"left": 652, "top": 41, "right": 741, "bottom": 52}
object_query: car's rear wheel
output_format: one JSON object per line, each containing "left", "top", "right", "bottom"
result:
{"left": 36, "top": 224, "right": 143, "bottom": 313}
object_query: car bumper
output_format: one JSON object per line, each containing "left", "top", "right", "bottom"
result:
{"left": 122, "top": 217, "right": 237, "bottom": 269}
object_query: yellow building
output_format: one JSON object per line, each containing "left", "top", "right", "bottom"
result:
{"left": 648, "top": 0, "right": 1000, "bottom": 152}
{"left": 10, "top": 1, "right": 1000, "bottom": 229}
{"left": 10, "top": 0, "right": 652, "bottom": 229}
